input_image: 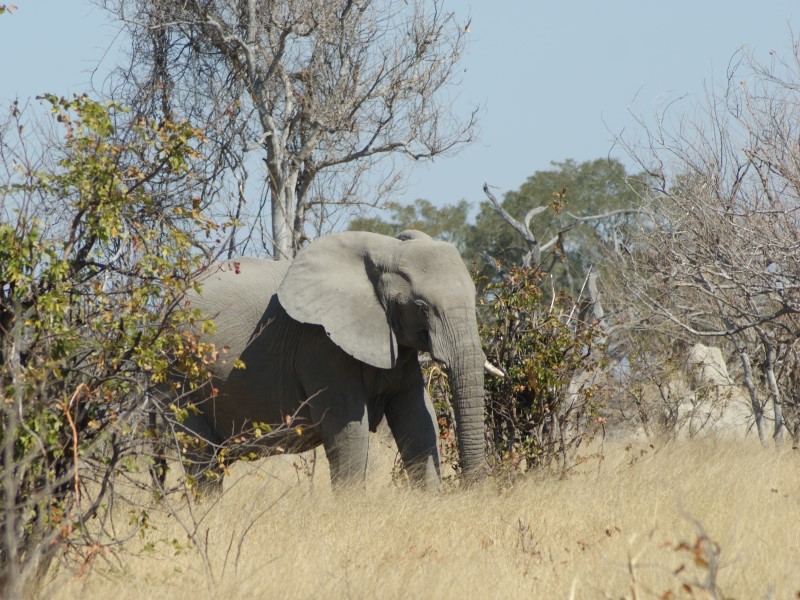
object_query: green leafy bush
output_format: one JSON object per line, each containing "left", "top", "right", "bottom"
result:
{"left": 429, "top": 267, "right": 606, "bottom": 480}
{"left": 479, "top": 267, "right": 606, "bottom": 474}
{"left": 0, "top": 95, "right": 217, "bottom": 597}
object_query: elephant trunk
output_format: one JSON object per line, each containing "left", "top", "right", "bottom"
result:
{"left": 448, "top": 358, "right": 486, "bottom": 482}
{"left": 435, "top": 312, "right": 487, "bottom": 483}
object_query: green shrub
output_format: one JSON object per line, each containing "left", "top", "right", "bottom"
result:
{"left": 0, "top": 95, "right": 217, "bottom": 597}
{"left": 429, "top": 267, "right": 606, "bottom": 480}
{"left": 479, "top": 267, "right": 605, "bottom": 474}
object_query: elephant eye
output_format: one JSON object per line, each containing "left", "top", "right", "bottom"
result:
{"left": 414, "top": 299, "right": 430, "bottom": 315}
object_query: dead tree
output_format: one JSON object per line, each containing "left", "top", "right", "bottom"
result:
{"left": 100, "top": 0, "right": 477, "bottom": 258}
{"left": 610, "top": 39, "right": 800, "bottom": 444}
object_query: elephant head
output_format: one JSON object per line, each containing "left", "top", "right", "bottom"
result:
{"left": 277, "top": 231, "right": 487, "bottom": 480}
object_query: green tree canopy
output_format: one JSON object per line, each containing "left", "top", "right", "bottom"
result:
{"left": 349, "top": 198, "right": 472, "bottom": 253}
{"left": 469, "top": 158, "right": 643, "bottom": 289}
{"left": 349, "top": 159, "right": 645, "bottom": 292}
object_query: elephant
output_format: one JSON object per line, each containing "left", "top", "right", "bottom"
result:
{"left": 170, "top": 230, "right": 487, "bottom": 492}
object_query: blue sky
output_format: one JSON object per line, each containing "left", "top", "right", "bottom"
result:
{"left": 1, "top": 1, "right": 798, "bottom": 209}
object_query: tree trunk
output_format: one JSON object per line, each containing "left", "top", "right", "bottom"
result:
{"left": 270, "top": 188, "right": 293, "bottom": 259}
{"left": 763, "top": 341, "right": 785, "bottom": 444}
{"left": 739, "top": 350, "right": 766, "bottom": 444}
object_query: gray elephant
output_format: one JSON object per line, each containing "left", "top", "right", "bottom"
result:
{"left": 171, "top": 230, "right": 486, "bottom": 491}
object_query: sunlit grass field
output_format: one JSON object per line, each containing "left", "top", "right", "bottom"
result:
{"left": 48, "top": 437, "right": 800, "bottom": 599}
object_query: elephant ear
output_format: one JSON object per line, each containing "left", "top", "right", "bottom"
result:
{"left": 277, "top": 232, "right": 398, "bottom": 370}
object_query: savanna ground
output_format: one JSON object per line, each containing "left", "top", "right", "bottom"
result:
{"left": 46, "top": 435, "right": 800, "bottom": 599}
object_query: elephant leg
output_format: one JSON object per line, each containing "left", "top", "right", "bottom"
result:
{"left": 386, "top": 387, "right": 441, "bottom": 490}
{"left": 176, "top": 410, "right": 225, "bottom": 497}
{"left": 147, "top": 405, "right": 169, "bottom": 493}
{"left": 152, "top": 384, "right": 224, "bottom": 497}
{"left": 317, "top": 406, "right": 370, "bottom": 490}
{"left": 300, "top": 341, "right": 372, "bottom": 490}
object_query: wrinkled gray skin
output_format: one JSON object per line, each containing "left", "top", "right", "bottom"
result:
{"left": 175, "top": 230, "right": 486, "bottom": 491}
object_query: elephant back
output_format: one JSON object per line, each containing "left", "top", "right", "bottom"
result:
{"left": 189, "top": 257, "right": 291, "bottom": 380}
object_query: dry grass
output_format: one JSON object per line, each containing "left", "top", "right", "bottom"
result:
{"left": 46, "top": 436, "right": 800, "bottom": 599}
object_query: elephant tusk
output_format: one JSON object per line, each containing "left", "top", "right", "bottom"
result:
{"left": 484, "top": 360, "right": 505, "bottom": 378}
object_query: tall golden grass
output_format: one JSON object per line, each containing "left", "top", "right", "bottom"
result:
{"left": 48, "top": 437, "right": 800, "bottom": 599}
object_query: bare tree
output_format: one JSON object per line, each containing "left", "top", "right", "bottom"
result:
{"left": 99, "top": 0, "right": 477, "bottom": 258}
{"left": 610, "top": 38, "right": 800, "bottom": 443}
